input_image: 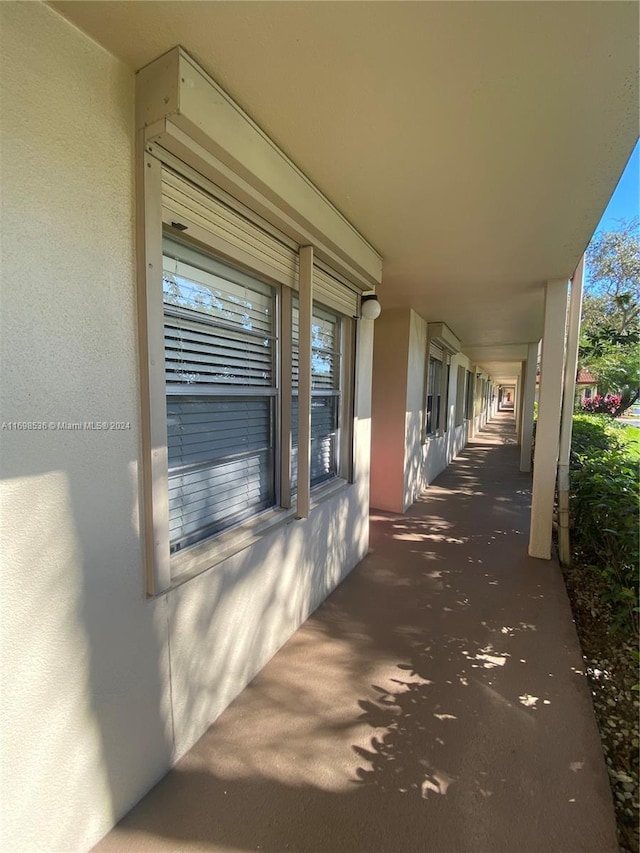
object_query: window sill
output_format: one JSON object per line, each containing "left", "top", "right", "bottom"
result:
{"left": 309, "top": 477, "right": 349, "bottom": 509}
{"left": 161, "top": 478, "right": 351, "bottom": 593}
{"left": 166, "top": 506, "right": 297, "bottom": 592}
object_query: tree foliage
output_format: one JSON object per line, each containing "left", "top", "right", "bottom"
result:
{"left": 570, "top": 414, "right": 639, "bottom": 633}
{"left": 580, "top": 219, "right": 640, "bottom": 415}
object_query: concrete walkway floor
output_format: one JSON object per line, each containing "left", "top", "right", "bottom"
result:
{"left": 97, "top": 414, "right": 617, "bottom": 853}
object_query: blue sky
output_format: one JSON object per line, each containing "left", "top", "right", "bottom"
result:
{"left": 595, "top": 138, "right": 639, "bottom": 233}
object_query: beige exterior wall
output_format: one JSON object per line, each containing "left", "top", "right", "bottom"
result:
{"left": 370, "top": 309, "right": 411, "bottom": 511}
{"left": 0, "top": 4, "right": 374, "bottom": 850}
{"left": 473, "top": 371, "right": 491, "bottom": 436}
{"left": 406, "top": 312, "right": 472, "bottom": 506}
{"left": 371, "top": 309, "right": 473, "bottom": 513}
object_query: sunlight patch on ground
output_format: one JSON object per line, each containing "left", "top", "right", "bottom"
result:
{"left": 421, "top": 768, "right": 456, "bottom": 799}
{"left": 517, "top": 695, "right": 550, "bottom": 708}
{"left": 462, "top": 645, "right": 510, "bottom": 669}
{"left": 499, "top": 623, "right": 537, "bottom": 636}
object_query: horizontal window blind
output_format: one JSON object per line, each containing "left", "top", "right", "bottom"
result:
{"left": 426, "top": 355, "right": 442, "bottom": 435}
{"left": 443, "top": 362, "right": 451, "bottom": 432}
{"left": 465, "top": 370, "right": 474, "bottom": 419}
{"left": 292, "top": 297, "right": 341, "bottom": 489}
{"left": 163, "top": 236, "right": 277, "bottom": 553}
{"left": 291, "top": 396, "right": 339, "bottom": 490}
{"left": 292, "top": 300, "right": 342, "bottom": 392}
{"left": 167, "top": 396, "right": 274, "bottom": 550}
{"left": 455, "top": 365, "right": 466, "bottom": 426}
{"left": 164, "top": 311, "right": 275, "bottom": 388}
{"left": 162, "top": 166, "right": 298, "bottom": 288}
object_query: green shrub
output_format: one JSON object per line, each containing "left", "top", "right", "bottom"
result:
{"left": 571, "top": 413, "right": 624, "bottom": 456}
{"left": 570, "top": 414, "right": 639, "bottom": 632}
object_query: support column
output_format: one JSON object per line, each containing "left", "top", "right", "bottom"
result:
{"left": 468, "top": 364, "right": 477, "bottom": 438}
{"left": 520, "top": 342, "right": 539, "bottom": 472}
{"left": 514, "top": 374, "right": 523, "bottom": 442}
{"left": 558, "top": 257, "right": 585, "bottom": 565}
{"left": 517, "top": 365, "right": 526, "bottom": 444}
{"left": 529, "top": 279, "right": 568, "bottom": 559}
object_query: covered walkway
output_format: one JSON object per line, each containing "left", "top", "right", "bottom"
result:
{"left": 97, "top": 414, "right": 616, "bottom": 853}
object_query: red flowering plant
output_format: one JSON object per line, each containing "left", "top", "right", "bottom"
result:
{"left": 582, "top": 393, "right": 624, "bottom": 416}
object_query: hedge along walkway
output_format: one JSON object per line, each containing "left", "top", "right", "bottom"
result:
{"left": 96, "top": 413, "right": 617, "bottom": 853}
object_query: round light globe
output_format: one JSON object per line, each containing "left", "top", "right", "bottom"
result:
{"left": 361, "top": 297, "right": 382, "bottom": 320}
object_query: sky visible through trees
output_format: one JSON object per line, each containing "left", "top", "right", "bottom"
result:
{"left": 578, "top": 141, "right": 640, "bottom": 413}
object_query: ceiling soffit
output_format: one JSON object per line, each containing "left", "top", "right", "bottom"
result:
{"left": 51, "top": 0, "right": 639, "bottom": 364}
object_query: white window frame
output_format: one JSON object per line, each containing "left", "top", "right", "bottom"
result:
{"left": 138, "top": 154, "right": 357, "bottom": 593}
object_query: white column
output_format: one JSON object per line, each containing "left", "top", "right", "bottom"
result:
{"left": 514, "top": 374, "right": 522, "bottom": 440}
{"left": 517, "top": 365, "right": 527, "bottom": 443}
{"left": 529, "top": 279, "right": 568, "bottom": 559}
{"left": 468, "top": 364, "right": 476, "bottom": 438}
{"left": 520, "top": 342, "right": 539, "bottom": 472}
{"left": 557, "top": 257, "right": 585, "bottom": 565}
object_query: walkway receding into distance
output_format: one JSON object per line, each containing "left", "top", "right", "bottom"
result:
{"left": 96, "top": 413, "right": 617, "bottom": 853}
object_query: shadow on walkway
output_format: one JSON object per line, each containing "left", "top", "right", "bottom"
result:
{"left": 96, "top": 414, "right": 617, "bottom": 853}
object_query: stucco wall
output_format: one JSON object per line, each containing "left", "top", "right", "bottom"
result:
{"left": 0, "top": 5, "right": 173, "bottom": 850}
{"left": 370, "top": 309, "right": 411, "bottom": 511}
{"left": 0, "top": 4, "right": 373, "bottom": 850}
{"left": 404, "top": 312, "right": 471, "bottom": 508}
{"left": 402, "top": 309, "right": 427, "bottom": 508}
{"left": 371, "top": 309, "right": 475, "bottom": 513}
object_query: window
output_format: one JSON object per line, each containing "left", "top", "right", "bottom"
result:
{"left": 139, "top": 164, "right": 359, "bottom": 590}
{"left": 584, "top": 388, "right": 592, "bottom": 399}
{"left": 442, "top": 362, "right": 451, "bottom": 431}
{"left": 292, "top": 299, "right": 344, "bottom": 489}
{"left": 455, "top": 365, "right": 466, "bottom": 427}
{"left": 137, "top": 47, "right": 381, "bottom": 592}
{"left": 474, "top": 376, "right": 482, "bottom": 418}
{"left": 163, "top": 237, "right": 278, "bottom": 554}
{"left": 464, "top": 369, "right": 474, "bottom": 419}
{"left": 425, "top": 353, "right": 443, "bottom": 436}
{"left": 425, "top": 327, "right": 458, "bottom": 439}
{"left": 159, "top": 231, "right": 355, "bottom": 568}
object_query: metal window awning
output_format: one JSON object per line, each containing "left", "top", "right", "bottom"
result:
{"left": 136, "top": 47, "right": 382, "bottom": 292}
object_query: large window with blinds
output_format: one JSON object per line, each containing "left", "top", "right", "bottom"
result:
{"left": 292, "top": 298, "right": 343, "bottom": 490}
{"left": 163, "top": 237, "right": 277, "bottom": 554}
{"left": 161, "top": 231, "right": 353, "bottom": 561}
{"left": 139, "top": 156, "right": 361, "bottom": 591}
{"left": 424, "top": 326, "right": 459, "bottom": 439}
{"left": 136, "top": 55, "right": 382, "bottom": 593}
{"left": 425, "top": 353, "right": 443, "bottom": 436}
{"left": 465, "top": 369, "right": 474, "bottom": 419}
{"left": 455, "top": 365, "right": 466, "bottom": 427}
